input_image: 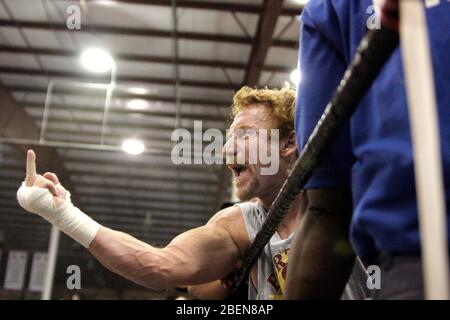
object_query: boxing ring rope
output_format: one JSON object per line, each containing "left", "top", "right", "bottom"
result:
{"left": 232, "top": 24, "right": 401, "bottom": 294}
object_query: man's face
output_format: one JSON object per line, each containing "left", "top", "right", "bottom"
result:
{"left": 222, "top": 104, "right": 281, "bottom": 201}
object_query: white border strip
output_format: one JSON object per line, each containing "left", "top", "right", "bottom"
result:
{"left": 400, "top": 0, "right": 449, "bottom": 299}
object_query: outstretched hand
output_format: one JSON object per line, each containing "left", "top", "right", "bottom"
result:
{"left": 17, "top": 150, "right": 99, "bottom": 248}
{"left": 24, "top": 150, "right": 67, "bottom": 203}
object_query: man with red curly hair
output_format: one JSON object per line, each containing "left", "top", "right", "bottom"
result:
{"left": 17, "top": 86, "right": 304, "bottom": 300}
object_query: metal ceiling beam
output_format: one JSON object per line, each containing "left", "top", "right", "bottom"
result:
{"left": 61, "top": 155, "right": 222, "bottom": 175}
{"left": 0, "top": 224, "right": 177, "bottom": 242}
{"left": 0, "top": 171, "right": 225, "bottom": 204}
{"left": 81, "top": 201, "right": 208, "bottom": 215}
{"left": 91, "top": 216, "right": 201, "bottom": 229}
{"left": 0, "top": 213, "right": 191, "bottom": 233}
{"left": 87, "top": 208, "right": 210, "bottom": 224}
{"left": 86, "top": 204, "right": 212, "bottom": 220}
{"left": 80, "top": 194, "right": 215, "bottom": 211}
{"left": 0, "top": 204, "right": 210, "bottom": 225}
{"left": 243, "top": 0, "right": 285, "bottom": 86}
{"left": 0, "top": 152, "right": 222, "bottom": 175}
{"left": 0, "top": 66, "right": 239, "bottom": 91}
{"left": 69, "top": 170, "right": 217, "bottom": 186}
{"left": 1, "top": 221, "right": 189, "bottom": 237}
{"left": 10, "top": 124, "right": 223, "bottom": 153}
{"left": 0, "top": 229, "right": 177, "bottom": 243}
{"left": 5, "top": 84, "right": 231, "bottom": 107}
{"left": 22, "top": 100, "right": 228, "bottom": 122}
{"left": 0, "top": 212, "right": 201, "bottom": 230}
{"left": 0, "top": 180, "right": 217, "bottom": 203}
{"left": 0, "top": 222, "right": 50, "bottom": 232}
{"left": 37, "top": 124, "right": 225, "bottom": 144}
{"left": 0, "top": 199, "right": 208, "bottom": 224}
{"left": 99, "top": 223, "right": 191, "bottom": 235}
{"left": 60, "top": 154, "right": 221, "bottom": 171}
{"left": 0, "top": 240, "right": 169, "bottom": 252}
{"left": 0, "top": 45, "right": 292, "bottom": 73}
{"left": 28, "top": 123, "right": 223, "bottom": 150}
{"left": 0, "top": 19, "right": 298, "bottom": 49}
{"left": 77, "top": 0, "right": 302, "bottom": 16}
{"left": 5, "top": 233, "right": 174, "bottom": 244}
{"left": 2, "top": 239, "right": 167, "bottom": 255}
{"left": 0, "top": 83, "right": 83, "bottom": 205}
{"left": 7, "top": 127, "right": 226, "bottom": 161}
{"left": 26, "top": 113, "right": 217, "bottom": 134}
{"left": 80, "top": 196, "right": 214, "bottom": 210}
{"left": 0, "top": 218, "right": 48, "bottom": 228}
{"left": 0, "top": 165, "right": 220, "bottom": 188}
{"left": 81, "top": 197, "right": 208, "bottom": 212}
{"left": 70, "top": 177, "right": 218, "bottom": 192}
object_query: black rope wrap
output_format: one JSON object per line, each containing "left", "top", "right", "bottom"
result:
{"left": 232, "top": 26, "right": 399, "bottom": 293}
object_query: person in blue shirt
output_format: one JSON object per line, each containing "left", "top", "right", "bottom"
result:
{"left": 286, "top": 0, "right": 450, "bottom": 299}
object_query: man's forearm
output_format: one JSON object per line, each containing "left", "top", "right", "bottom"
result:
{"left": 286, "top": 189, "right": 354, "bottom": 299}
{"left": 89, "top": 226, "right": 175, "bottom": 291}
{"left": 88, "top": 224, "right": 240, "bottom": 291}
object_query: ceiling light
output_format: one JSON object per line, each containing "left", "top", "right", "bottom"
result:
{"left": 290, "top": 69, "right": 302, "bottom": 86}
{"left": 128, "top": 87, "right": 150, "bottom": 95}
{"left": 81, "top": 48, "right": 114, "bottom": 73}
{"left": 126, "top": 99, "right": 149, "bottom": 110}
{"left": 94, "top": 0, "right": 116, "bottom": 6}
{"left": 122, "top": 139, "right": 145, "bottom": 155}
{"left": 294, "top": 0, "right": 310, "bottom": 5}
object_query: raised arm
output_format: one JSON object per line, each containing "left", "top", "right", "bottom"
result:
{"left": 17, "top": 150, "right": 246, "bottom": 291}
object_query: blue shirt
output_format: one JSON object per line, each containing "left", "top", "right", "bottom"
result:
{"left": 296, "top": 0, "right": 450, "bottom": 263}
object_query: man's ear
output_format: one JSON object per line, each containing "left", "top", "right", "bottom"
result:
{"left": 280, "top": 131, "right": 297, "bottom": 159}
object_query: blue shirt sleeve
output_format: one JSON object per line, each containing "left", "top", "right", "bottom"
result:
{"left": 295, "top": 3, "right": 355, "bottom": 189}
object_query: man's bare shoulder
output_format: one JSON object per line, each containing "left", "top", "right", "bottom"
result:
{"left": 207, "top": 204, "right": 251, "bottom": 255}
{"left": 208, "top": 205, "right": 241, "bottom": 223}
{"left": 208, "top": 200, "right": 260, "bottom": 226}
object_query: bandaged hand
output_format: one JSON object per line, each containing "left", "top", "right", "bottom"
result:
{"left": 16, "top": 150, "right": 100, "bottom": 248}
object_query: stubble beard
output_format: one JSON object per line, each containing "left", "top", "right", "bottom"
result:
{"left": 236, "top": 175, "right": 261, "bottom": 201}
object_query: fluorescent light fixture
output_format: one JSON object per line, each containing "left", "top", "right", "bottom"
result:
{"left": 95, "top": 0, "right": 116, "bottom": 6}
{"left": 122, "top": 139, "right": 145, "bottom": 155}
{"left": 81, "top": 48, "right": 114, "bottom": 73}
{"left": 294, "top": 0, "right": 310, "bottom": 5}
{"left": 290, "top": 69, "right": 302, "bottom": 86}
{"left": 128, "top": 87, "right": 150, "bottom": 95}
{"left": 126, "top": 99, "right": 149, "bottom": 110}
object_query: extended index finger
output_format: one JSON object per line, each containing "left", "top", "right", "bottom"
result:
{"left": 25, "top": 150, "right": 37, "bottom": 186}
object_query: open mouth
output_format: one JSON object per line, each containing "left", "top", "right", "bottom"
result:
{"left": 228, "top": 164, "right": 248, "bottom": 177}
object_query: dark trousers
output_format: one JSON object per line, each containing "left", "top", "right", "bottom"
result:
{"left": 370, "top": 253, "right": 424, "bottom": 300}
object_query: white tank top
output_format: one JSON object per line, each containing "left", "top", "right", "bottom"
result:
{"left": 236, "top": 201, "right": 294, "bottom": 300}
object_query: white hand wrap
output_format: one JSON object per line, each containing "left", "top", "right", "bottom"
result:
{"left": 17, "top": 182, "right": 100, "bottom": 248}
